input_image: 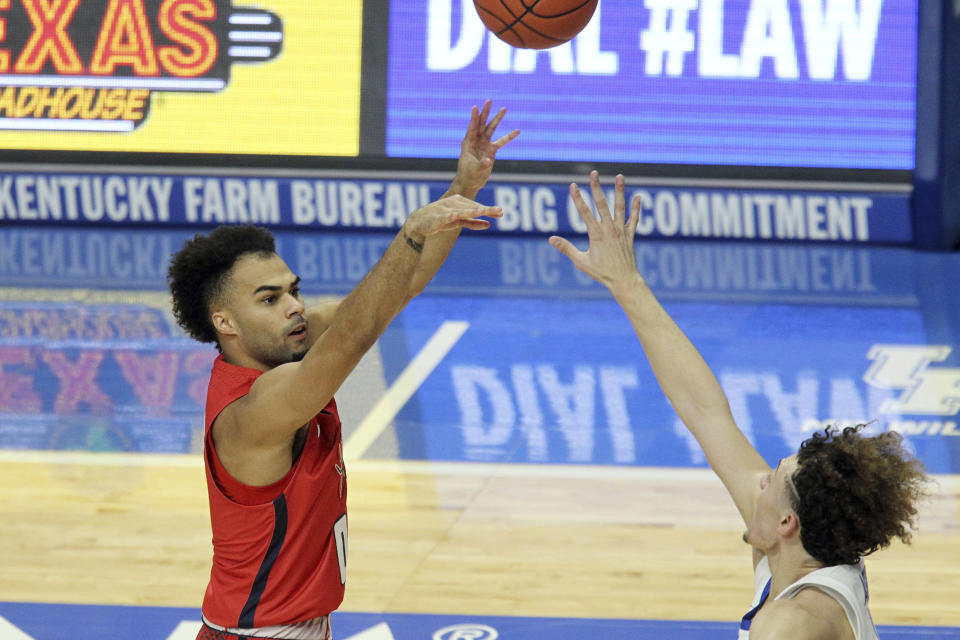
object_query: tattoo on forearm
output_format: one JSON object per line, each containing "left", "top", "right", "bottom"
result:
{"left": 404, "top": 233, "right": 424, "bottom": 254}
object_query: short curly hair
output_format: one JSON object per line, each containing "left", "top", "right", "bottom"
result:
{"left": 168, "top": 225, "right": 276, "bottom": 345}
{"left": 789, "top": 425, "right": 929, "bottom": 566}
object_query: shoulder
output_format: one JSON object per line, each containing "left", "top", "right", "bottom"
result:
{"left": 209, "top": 355, "right": 262, "bottom": 398}
{"left": 751, "top": 590, "right": 853, "bottom": 640}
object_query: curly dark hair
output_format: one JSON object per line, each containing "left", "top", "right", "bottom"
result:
{"left": 789, "top": 425, "right": 929, "bottom": 566}
{"left": 167, "top": 225, "right": 276, "bottom": 345}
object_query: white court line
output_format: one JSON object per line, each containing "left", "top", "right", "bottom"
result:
{"left": 343, "top": 321, "right": 470, "bottom": 461}
{"left": 165, "top": 621, "right": 201, "bottom": 640}
{"left": 343, "top": 622, "right": 396, "bottom": 640}
{"left": 0, "top": 615, "right": 34, "bottom": 639}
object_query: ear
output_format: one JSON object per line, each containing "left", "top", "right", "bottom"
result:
{"left": 211, "top": 308, "right": 239, "bottom": 338}
{"left": 777, "top": 511, "right": 801, "bottom": 538}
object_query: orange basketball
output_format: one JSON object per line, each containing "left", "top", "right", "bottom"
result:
{"left": 473, "top": 0, "right": 599, "bottom": 49}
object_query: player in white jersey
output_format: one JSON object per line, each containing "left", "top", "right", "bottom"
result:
{"left": 551, "top": 171, "right": 930, "bottom": 640}
{"left": 739, "top": 556, "right": 877, "bottom": 639}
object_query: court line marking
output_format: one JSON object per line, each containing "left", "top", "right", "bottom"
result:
{"left": 342, "top": 320, "right": 470, "bottom": 461}
{"left": 165, "top": 622, "right": 201, "bottom": 640}
{"left": 0, "top": 614, "right": 34, "bottom": 640}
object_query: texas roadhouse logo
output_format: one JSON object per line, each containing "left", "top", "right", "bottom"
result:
{"left": 0, "top": 0, "right": 282, "bottom": 131}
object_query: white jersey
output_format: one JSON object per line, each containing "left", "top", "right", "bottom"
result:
{"left": 738, "top": 556, "right": 879, "bottom": 640}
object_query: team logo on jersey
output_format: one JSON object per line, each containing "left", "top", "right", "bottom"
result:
{"left": 0, "top": 0, "right": 282, "bottom": 132}
{"left": 864, "top": 344, "right": 960, "bottom": 415}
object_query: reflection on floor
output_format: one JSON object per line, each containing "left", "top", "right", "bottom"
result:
{"left": 2, "top": 226, "right": 958, "bottom": 470}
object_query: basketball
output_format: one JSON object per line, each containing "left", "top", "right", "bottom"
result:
{"left": 473, "top": 0, "right": 599, "bottom": 49}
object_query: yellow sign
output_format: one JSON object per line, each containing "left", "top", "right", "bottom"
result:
{"left": 0, "top": 0, "right": 361, "bottom": 156}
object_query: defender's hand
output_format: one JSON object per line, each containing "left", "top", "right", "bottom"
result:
{"left": 549, "top": 172, "right": 643, "bottom": 292}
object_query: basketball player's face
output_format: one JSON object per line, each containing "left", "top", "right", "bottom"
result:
{"left": 743, "top": 455, "right": 799, "bottom": 551}
{"left": 219, "top": 254, "right": 309, "bottom": 369}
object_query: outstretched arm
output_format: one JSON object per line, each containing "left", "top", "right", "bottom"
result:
{"left": 409, "top": 100, "right": 519, "bottom": 297}
{"left": 221, "top": 197, "right": 502, "bottom": 451}
{"left": 549, "top": 172, "right": 769, "bottom": 526}
{"left": 299, "top": 102, "right": 519, "bottom": 345}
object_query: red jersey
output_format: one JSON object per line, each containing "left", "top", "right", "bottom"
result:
{"left": 201, "top": 355, "right": 347, "bottom": 629}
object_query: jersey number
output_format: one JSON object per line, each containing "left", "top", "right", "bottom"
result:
{"left": 334, "top": 513, "right": 347, "bottom": 585}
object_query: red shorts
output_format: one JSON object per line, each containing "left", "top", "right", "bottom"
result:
{"left": 197, "top": 615, "right": 332, "bottom": 640}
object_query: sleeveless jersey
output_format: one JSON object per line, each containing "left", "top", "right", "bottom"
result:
{"left": 201, "top": 355, "right": 348, "bottom": 630}
{"left": 738, "top": 555, "right": 878, "bottom": 640}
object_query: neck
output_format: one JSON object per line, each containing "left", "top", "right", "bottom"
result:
{"left": 221, "top": 344, "right": 269, "bottom": 372}
{"left": 766, "top": 544, "right": 824, "bottom": 597}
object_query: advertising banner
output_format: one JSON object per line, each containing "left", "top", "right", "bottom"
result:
{"left": 388, "top": 0, "right": 917, "bottom": 169}
{"left": 0, "top": 169, "right": 913, "bottom": 243}
{"left": 0, "top": 0, "right": 361, "bottom": 156}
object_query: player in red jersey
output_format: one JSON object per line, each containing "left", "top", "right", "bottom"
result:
{"left": 167, "top": 102, "right": 518, "bottom": 640}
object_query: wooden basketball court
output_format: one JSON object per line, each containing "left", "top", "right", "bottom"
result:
{"left": 1, "top": 234, "right": 959, "bottom": 636}
{"left": 1, "top": 448, "right": 957, "bottom": 626}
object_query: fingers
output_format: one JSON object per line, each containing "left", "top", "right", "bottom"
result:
{"left": 492, "top": 129, "right": 520, "bottom": 150}
{"left": 588, "top": 171, "right": 612, "bottom": 223}
{"left": 447, "top": 205, "right": 501, "bottom": 232}
{"left": 453, "top": 205, "right": 502, "bottom": 220}
{"left": 485, "top": 106, "right": 507, "bottom": 137}
{"left": 578, "top": 171, "right": 631, "bottom": 231}
{"left": 465, "top": 105, "right": 479, "bottom": 139}
{"left": 569, "top": 182, "right": 599, "bottom": 232}
{"left": 475, "top": 205, "right": 502, "bottom": 218}
{"left": 548, "top": 235, "right": 583, "bottom": 263}
{"left": 627, "top": 193, "right": 641, "bottom": 237}
{"left": 478, "top": 100, "right": 492, "bottom": 131}
{"left": 613, "top": 174, "right": 626, "bottom": 226}
{"left": 459, "top": 218, "right": 492, "bottom": 231}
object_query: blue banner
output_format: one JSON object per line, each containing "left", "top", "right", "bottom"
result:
{"left": 0, "top": 170, "right": 913, "bottom": 244}
{"left": 388, "top": 0, "right": 916, "bottom": 169}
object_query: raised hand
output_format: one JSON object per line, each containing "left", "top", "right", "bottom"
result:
{"left": 452, "top": 100, "right": 520, "bottom": 196}
{"left": 549, "top": 171, "right": 642, "bottom": 292}
{"left": 404, "top": 195, "right": 503, "bottom": 242}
